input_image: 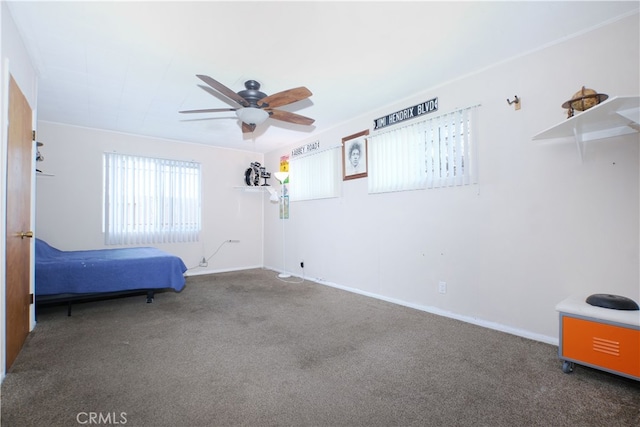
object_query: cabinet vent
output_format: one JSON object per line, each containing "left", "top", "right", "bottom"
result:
{"left": 592, "top": 336, "right": 620, "bottom": 356}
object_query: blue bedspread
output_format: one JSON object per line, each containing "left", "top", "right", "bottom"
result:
{"left": 35, "top": 239, "right": 187, "bottom": 296}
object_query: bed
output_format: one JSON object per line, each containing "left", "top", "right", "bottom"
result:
{"left": 35, "top": 238, "right": 188, "bottom": 315}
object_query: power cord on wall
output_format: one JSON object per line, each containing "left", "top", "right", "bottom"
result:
{"left": 187, "top": 240, "right": 307, "bottom": 285}
{"left": 186, "top": 240, "right": 239, "bottom": 271}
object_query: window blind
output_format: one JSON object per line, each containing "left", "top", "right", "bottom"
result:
{"left": 368, "top": 122, "right": 427, "bottom": 193}
{"left": 104, "top": 153, "right": 201, "bottom": 245}
{"left": 426, "top": 105, "right": 479, "bottom": 189}
{"left": 369, "top": 105, "right": 479, "bottom": 194}
{"left": 289, "top": 147, "right": 341, "bottom": 201}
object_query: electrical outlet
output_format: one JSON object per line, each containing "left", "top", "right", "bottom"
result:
{"left": 438, "top": 281, "right": 447, "bottom": 294}
{"left": 199, "top": 257, "right": 208, "bottom": 267}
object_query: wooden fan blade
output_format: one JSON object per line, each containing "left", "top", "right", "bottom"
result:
{"left": 242, "top": 122, "right": 256, "bottom": 133}
{"left": 268, "top": 109, "right": 315, "bottom": 126}
{"left": 179, "top": 108, "right": 237, "bottom": 114}
{"left": 258, "top": 87, "right": 312, "bottom": 109}
{"left": 196, "top": 75, "right": 249, "bottom": 107}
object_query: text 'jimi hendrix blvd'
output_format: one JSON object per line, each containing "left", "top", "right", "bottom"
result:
{"left": 373, "top": 97, "right": 438, "bottom": 130}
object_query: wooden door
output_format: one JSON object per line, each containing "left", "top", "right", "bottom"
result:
{"left": 5, "top": 75, "right": 33, "bottom": 371}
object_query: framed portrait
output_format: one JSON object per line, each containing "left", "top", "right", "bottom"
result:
{"left": 342, "top": 130, "right": 369, "bottom": 180}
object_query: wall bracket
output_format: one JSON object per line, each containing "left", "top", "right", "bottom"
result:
{"left": 507, "top": 95, "right": 521, "bottom": 110}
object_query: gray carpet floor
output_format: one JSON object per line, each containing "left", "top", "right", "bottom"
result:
{"left": 1, "top": 268, "right": 639, "bottom": 426}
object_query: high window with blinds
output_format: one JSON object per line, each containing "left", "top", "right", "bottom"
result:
{"left": 288, "top": 147, "right": 341, "bottom": 201}
{"left": 103, "top": 153, "right": 201, "bottom": 245}
{"left": 368, "top": 105, "right": 479, "bottom": 194}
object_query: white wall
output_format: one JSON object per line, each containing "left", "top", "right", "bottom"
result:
{"left": 1, "top": 1, "right": 38, "bottom": 380}
{"left": 35, "top": 122, "right": 266, "bottom": 275}
{"left": 263, "top": 13, "right": 640, "bottom": 344}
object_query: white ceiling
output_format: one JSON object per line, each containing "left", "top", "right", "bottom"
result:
{"left": 6, "top": 1, "right": 639, "bottom": 153}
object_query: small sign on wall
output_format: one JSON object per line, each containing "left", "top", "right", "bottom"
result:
{"left": 291, "top": 140, "right": 320, "bottom": 158}
{"left": 373, "top": 97, "right": 438, "bottom": 130}
{"left": 279, "top": 155, "right": 289, "bottom": 219}
{"left": 280, "top": 155, "right": 289, "bottom": 173}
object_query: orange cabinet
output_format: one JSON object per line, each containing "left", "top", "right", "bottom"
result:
{"left": 559, "top": 315, "right": 639, "bottom": 379}
{"left": 557, "top": 296, "right": 640, "bottom": 381}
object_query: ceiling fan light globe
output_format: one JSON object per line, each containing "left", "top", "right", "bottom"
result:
{"left": 236, "top": 107, "right": 269, "bottom": 125}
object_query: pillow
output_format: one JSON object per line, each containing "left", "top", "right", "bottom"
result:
{"left": 35, "top": 238, "right": 63, "bottom": 259}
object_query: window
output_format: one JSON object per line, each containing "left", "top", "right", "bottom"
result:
{"left": 103, "top": 153, "right": 201, "bottom": 245}
{"left": 289, "top": 147, "right": 341, "bottom": 201}
{"left": 368, "top": 105, "right": 479, "bottom": 194}
{"left": 368, "top": 123, "right": 427, "bottom": 193}
{"left": 425, "top": 106, "right": 478, "bottom": 188}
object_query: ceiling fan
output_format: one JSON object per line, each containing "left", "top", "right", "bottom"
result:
{"left": 180, "top": 75, "right": 315, "bottom": 133}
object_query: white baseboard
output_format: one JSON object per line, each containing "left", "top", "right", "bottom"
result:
{"left": 262, "top": 266, "right": 559, "bottom": 346}
{"left": 316, "top": 278, "right": 558, "bottom": 346}
{"left": 184, "top": 264, "right": 264, "bottom": 277}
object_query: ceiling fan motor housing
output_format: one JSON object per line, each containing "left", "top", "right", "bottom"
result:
{"left": 238, "top": 80, "right": 267, "bottom": 107}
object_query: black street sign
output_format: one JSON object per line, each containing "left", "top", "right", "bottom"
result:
{"left": 373, "top": 97, "right": 438, "bottom": 130}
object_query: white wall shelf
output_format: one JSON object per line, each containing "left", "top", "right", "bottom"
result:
{"left": 234, "top": 186, "right": 275, "bottom": 192}
{"left": 234, "top": 185, "right": 279, "bottom": 202}
{"left": 532, "top": 95, "right": 639, "bottom": 160}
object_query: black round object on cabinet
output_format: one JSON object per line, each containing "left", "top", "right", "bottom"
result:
{"left": 586, "top": 294, "right": 639, "bottom": 310}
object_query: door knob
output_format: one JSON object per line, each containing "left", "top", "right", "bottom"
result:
{"left": 19, "top": 231, "right": 34, "bottom": 239}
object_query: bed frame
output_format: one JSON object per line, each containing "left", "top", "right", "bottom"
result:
{"left": 36, "top": 289, "right": 159, "bottom": 317}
